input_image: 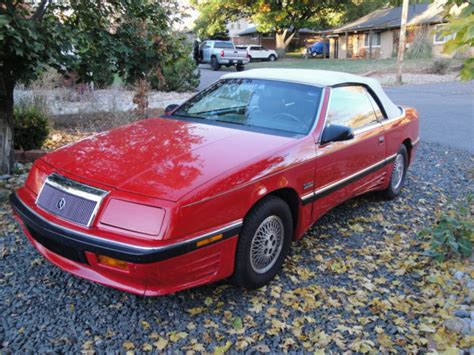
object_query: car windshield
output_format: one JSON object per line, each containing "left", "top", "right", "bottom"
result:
{"left": 173, "top": 79, "right": 323, "bottom": 135}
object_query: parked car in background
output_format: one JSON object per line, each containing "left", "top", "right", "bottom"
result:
{"left": 307, "top": 41, "right": 330, "bottom": 58}
{"left": 236, "top": 45, "right": 278, "bottom": 62}
{"left": 11, "top": 69, "right": 419, "bottom": 296}
{"left": 198, "top": 40, "right": 249, "bottom": 71}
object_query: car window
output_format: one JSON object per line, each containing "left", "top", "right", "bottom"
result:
{"left": 366, "top": 91, "right": 385, "bottom": 120}
{"left": 326, "top": 86, "right": 378, "bottom": 130}
{"left": 251, "top": 46, "right": 261, "bottom": 50}
{"left": 215, "top": 41, "right": 234, "bottom": 49}
{"left": 173, "top": 79, "right": 323, "bottom": 135}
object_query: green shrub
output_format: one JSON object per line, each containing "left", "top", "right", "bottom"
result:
{"left": 431, "top": 59, "right": 450, "bottom": 75}
{"left": 151, "top": 56, "right": 200, "bottom": 92}
{"left": 406, "top": 27, "right": 432, "bottom": 59}
{"left": 14, "top": 105, "right": 50, "bottom": 150}
{"left": 420, "top": 194, "right": 474, "bottom": 262}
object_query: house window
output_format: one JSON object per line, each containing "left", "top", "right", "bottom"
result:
{"left": 433, "top": 24, "right": 455, "bottom": 44}
{"left": 364, "top": 32, "right": 381, "bottom": 47}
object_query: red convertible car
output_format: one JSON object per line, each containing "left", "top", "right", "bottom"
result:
{"left": 11, "top": 69, "right": 419, "bottom": 296}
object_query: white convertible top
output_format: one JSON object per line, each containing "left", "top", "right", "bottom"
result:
{"left": 222, "top": 69, "right": 402, "bottom": 119}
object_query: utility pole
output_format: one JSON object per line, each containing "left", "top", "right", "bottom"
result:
{"left": 396, "top": 0, "right": 410, "bottom": 84}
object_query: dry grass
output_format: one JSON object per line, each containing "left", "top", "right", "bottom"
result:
{"left": 43, "top": 108, "right": 164, "bottom": 151}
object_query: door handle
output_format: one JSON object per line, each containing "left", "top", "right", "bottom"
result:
{"left": 378, "top": 136, "right": 385, "bottom": 144}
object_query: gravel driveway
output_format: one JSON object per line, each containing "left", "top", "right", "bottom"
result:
{"left": 1, "top": 142, "right": 472, "bottom": 352}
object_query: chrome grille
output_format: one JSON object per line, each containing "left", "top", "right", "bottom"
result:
{"left": 36, "top": 173, "right": 107, "bottom": 227}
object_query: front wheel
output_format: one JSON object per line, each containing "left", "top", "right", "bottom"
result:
{"left": 381, "top": 145, "right": 408, "bottom": 199}
{"left": 232, "top": 196, "right": 292, "bottom": 289}
{"left": 268, "top": 54, "right": 277, "bottom": 62}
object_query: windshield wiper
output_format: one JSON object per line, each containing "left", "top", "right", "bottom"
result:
{"left": 172, "top": 113, "right": 206, "bottom": 120}
{"left": 192, "top": 106, "right": 247, "bottom": 115}
{"left": 211, "top": 118, "right": 249, "bottom": 126}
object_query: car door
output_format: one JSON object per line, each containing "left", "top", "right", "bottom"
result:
{"left": 249, "top": 46, "right": 260, "bottom": 59}
{"left": 312, "top": 85, "right": 386, "bottom": 220}
{"left": 201, "top": 42, "right": 212, "bottom": 62}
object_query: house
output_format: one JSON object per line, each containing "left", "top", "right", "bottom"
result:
{"left": 230, "top": 23, "right": 320, "bottom": 51}
{"left": 323, "top": 2, "right": 465, "bottom": 59}
{"left": 226, "top": 19, "right": 255, "bottom": 39}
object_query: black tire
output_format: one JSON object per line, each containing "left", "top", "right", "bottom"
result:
{"left": 268, "top": 54, "right": 276, "bottom": 62}
{"left": 232, "top": 196, "right": 292, "bottom": 289}
{"left": 381, "top": 145, "right": 408, "bottom": 199}
{"left": 210, "top": 56, "right": 220, "bottom": 71}
{"left": 248, "top": 55, "right": 253, "bottom": 61}
{"left": 236, "top": 65, "right": 245, "bottom": 72}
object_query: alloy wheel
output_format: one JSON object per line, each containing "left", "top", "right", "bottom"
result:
{"left": 250, "top": 215, "right": 284, "bottom": 274}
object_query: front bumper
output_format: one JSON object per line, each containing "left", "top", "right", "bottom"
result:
{"left": 10, "top": 192, "right": 240, "bottom": 296}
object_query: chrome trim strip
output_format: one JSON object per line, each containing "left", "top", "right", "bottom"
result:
{"left": 36, "top": 173, "right": 109, "bottom": 227}
{"left": 300, "top": 153, "right": 397, "bottom": 202}
{"left": 309, "top": 87, "right": 328, "bottom": 134}
{"left": 19, "top": 196, "right": 242, "bottom": 252}
{"left": 317, "top": 88, "right": 332, "bottom": 144}
{"left": 353, "top": 122, "right": 382, "bottom": 135}
{"left": 301, "top": 191, "right": 315, "bottom": 202}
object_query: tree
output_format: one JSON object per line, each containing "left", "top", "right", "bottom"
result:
{"left": 0, "top": 0, "right": 183, "bottom": 174}
{"left": 191, "top": 0, "right": 233, "bottom": 39}
{"left": 442, "top": 0, "right": 474, "bottom": 80}
{"left": 251, "top": 1, "right": 347, "bottom": 56}
{"left": 192, "top": 0, "right": 348, "bottom": 56}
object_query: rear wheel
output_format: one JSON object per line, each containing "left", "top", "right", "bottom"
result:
{"left": 232, "top": 196, "right": 292, "bottom": 289}
{"left": 210, "top": 56, "right": 220, "bottom": 71}
{"left": 381, "top": 145, "right": 408, "bottom": 199}
{"left": 236, "top": 65, "right": 245, "bottom": 72}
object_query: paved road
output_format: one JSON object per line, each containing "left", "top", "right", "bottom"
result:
{"left": 197, "top": 65, "right": 235, "bottom": 90}
{"left": 198, "top": 67, "right": 473, "bottom": 153}
{"left": 385, "top": 81, "right": 473, "bottom": 153}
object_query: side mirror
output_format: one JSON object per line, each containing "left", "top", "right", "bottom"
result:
{"left": 165, "top": 104, "right": 179, "bottom": 115}
{"left": 320, "top": 124, "right": 354, "bottom": 145}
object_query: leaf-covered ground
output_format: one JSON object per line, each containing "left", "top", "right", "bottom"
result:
{"left": 0, "top": 142, "right": 473, "bottom": 353}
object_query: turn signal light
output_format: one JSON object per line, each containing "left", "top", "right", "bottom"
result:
{"left": 98, "top": 255, "right": 129, "bottom": 270}
{"left": 196, "top": 234, "right": 223, "bottom": 247}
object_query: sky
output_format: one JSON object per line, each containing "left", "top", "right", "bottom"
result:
{"left": 175, "top": 0, "right": 200, "bottom": 31}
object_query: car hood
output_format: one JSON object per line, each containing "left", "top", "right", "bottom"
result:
{"left": 42, "top": 117, "right": 293, "bottom": 201}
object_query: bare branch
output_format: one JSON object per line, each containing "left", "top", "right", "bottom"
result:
{"left": 30, "top": 0, "right": 51, "bottom": 21}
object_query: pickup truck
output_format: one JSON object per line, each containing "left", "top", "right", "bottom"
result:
{"left": 199, "top": 40, "right": 249, "bottom": 71}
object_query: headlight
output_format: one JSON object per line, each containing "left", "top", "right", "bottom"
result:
{"left": 100, "top": 198, "right": 165, "bottom": 236}
{"left": 25, "top": 160, "right": 50, "bottom": 195}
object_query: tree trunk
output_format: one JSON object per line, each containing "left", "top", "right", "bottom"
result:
{"left": 0, "top": 75, "right": 15, "bottom": 175}
{"left": 275, "top": 32, "right": 287, "bottom": 58}
{"left": 275, "top": 29, "right": 296, "bottom": 58}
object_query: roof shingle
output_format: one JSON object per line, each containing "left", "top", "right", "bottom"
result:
{"left": 328, "top": 2, "right": 446, "bottom": 34}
